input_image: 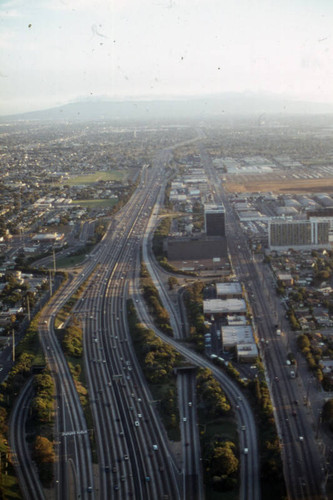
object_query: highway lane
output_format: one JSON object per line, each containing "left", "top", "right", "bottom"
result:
{"left": 39, "top": 276, "right": 95, "bottom": 500}
{"left": 138, "top": 189, "right": 260, "bottom": 500}
{"left": 71, "top": 147, "right": 184, "bottom": 499}
{"left": 177, "top": 369, "right": 203, "bottom": 500}
{"left": 135, "top": 289, "right": 260, "bottom": 500}
{"left": 9, "top": 378, "right": 46, "bottom": 500}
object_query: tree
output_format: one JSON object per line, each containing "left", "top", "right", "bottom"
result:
{"left": 168, "top": 276, "right": 178, "bottom": 290}
{"left": 211, "top": 441, "right": 239, "bottom": 477}
{"left": 34, "top": 436, "right": 55, "bottom": 463}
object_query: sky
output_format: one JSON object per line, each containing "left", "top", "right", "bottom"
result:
{"left": 0, "top": 0, "right": 333, "bottom": 115}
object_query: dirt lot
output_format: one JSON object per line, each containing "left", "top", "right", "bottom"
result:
{"left": 224, "top": 175, "right": 333, "bottom": 194}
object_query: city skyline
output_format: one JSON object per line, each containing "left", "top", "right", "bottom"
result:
{"left": 1, "top": 0, "right": 333, "bottom": 115}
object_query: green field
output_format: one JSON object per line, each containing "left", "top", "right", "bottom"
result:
{"left": 54, "top": 254, "right": 87, "bottom": 268}
{"left": 72, "top": 198, "right": 118, "bottom": 208}
{"left": 65, "top": 170, "right": 126, "bottom": 186}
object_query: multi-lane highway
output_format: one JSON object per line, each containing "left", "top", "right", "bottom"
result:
{"left": 11, "top": 135, "right": 278, "bottom": 500}
{"left": 138, "top": 189, "right": 260, "bottom": 500}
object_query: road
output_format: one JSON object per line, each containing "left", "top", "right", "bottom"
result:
{"left": 11, "top": 134, "right": 261, "bottom": 500}
{"left": 202, "top": 145, "right": 328, "bottom": 500}
{"left": 138, "top": 186, "right": 260, "bottom": 500}
{"left": 9, "top": 378, "right": 46, "bottom": 500}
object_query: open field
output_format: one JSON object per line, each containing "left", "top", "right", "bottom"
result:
{"left": 225, "top": 176, "right": 333, "bottom": 194}
{"left": 64, "top": 170, "right": 126, "bottom": 186}
{"left": 72, "top": 198, "right": 118, "bottom": 208}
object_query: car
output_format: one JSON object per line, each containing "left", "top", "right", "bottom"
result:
{"left": 188, "top": 402, "right": 192, "bottom": 406}
{"left": 135, "top": 421, "right": 140, "bottom": 426}
{"left": 138, "top": 413, "right": 142, "bottom": 418}
{"left": 124, "top": 455, "right": 129, "bottom": 461}
{"left": 183, "top": 417, "right": 187, "bottom": 422}
{"left": 292, "top": 410, "right": 297, "bottom": 416}
{"left": 299, "top": 436, "right": 304, "bottom": 442}
{"left": 114, "top": 484, "right": 119, "bottom": 491}
{"left": 112, "top": 466, "right": 117, "bottom": 472}
{"left": 241, "top": 425, "right": 246, "bottom": 431}
{"left": 153, "top": 444, "right": 158, "bottom": 450}
{"left": 244, "top": 448, "right": 248, "bottom": 455}
{"left": 87, "top": 486, "right": 93, "bottom": 492}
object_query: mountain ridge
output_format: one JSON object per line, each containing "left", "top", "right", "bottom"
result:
{"left": 1, "top": 93, "right": 333, "bottom": 122}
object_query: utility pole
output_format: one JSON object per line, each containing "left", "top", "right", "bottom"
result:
{"left": 53, "top": 248, "right": 56, "bottom": 274}
{"left": 12, "top": 329, "right": 15, "bottom": 362}
{"left": 49, "top": 269, "right": 52, "bottom": 296}
{"left": 27, "top": 294, "right": 31, "bottom": 321}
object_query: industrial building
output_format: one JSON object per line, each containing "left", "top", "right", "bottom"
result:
{"left": 221, "top": 325, "right": 258, "bottom": 362}
{"left": 216, "top": 282, "right": 243, "bottom": 299}
{"left": 166, "top": 233, "right": 229, "bottom": 273}
{"left": 203, "top": 298, "right": 247, "bottom": 317}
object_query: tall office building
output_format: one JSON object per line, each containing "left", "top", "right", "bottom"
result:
{"left": 204, "top": 204, "right": 226, "bottom": 237}
{"left": 269, "top": 220, "right": 329, "bottom": 250}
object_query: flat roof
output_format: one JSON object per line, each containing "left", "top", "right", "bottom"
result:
{"left": 216, "top": 282, "right": 242, "bottom": 296}
{"left": 237, "top": 343, "right": 258, "bottom": 358}
{"left": 204, "top": 298, "right": 246, "bottom": 314}
{"left": 222, "top": 325, "right": 254, "bottom": 346}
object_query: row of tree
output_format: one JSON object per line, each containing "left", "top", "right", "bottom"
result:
{"left": 127, "top": 300, "right": 182, "bottom": 435}
{"left": 140, "top": 264, "right": 173, "bottom": 336}
{"left": 297, "top": 333, "right": 331, "bottom": 389}
{"left": 32, "top": 370, "right": 55, "bottom": 485}
{"left": 183, "top": 281, "right": 207, "bottom": 351}
{"left": 62, "top": 318, "right": 83, "bottom": 358}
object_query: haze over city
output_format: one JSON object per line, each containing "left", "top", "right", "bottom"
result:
{"left": 1, "top": 0, "right": 333, "bottom": 115}
{"left": 2, "top": 2, "right": 333, "bottom": 500}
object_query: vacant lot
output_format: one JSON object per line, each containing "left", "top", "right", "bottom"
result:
{"left": 225, "top": 176, "right": 333, "bottom": 194}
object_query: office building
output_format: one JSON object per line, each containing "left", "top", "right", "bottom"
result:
{"left": 204, "top": 204, "right": 225, "bottom": 237}
{"left": 268, "top": 220, "right": 329, "bottom": 250}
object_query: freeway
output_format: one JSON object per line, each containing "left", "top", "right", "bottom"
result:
{"left": 66, "top": 148, "right": 182, "bottom": 499}
{"left": 12, "top": 133, "right": 259, "bottom": 500}
{"left": 9, "top": 378, "right": 46, "bottom": 500}
{"left": 177, "top": 368, "right": 204, "bottom": 500}
{"left": 138, "top": 185, "right": 260, "bottom": 500}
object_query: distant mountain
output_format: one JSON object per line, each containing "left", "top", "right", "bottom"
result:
{"left": 1, "top": 93, "right": 333, "bottom": 122}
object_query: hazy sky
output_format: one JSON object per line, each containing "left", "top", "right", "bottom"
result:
{"left": 1, "top": 0, "right": 333, "bottom": 115}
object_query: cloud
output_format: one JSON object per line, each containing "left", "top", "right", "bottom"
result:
{"left": 43, "top": 0, "right": 111, "bottom": 11}
{"left": 0, "top": 8, "right": 21, "bottom": 17}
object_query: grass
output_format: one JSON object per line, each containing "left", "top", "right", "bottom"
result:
{"left": 64, "top": 171, "right": 125, "bottom": 186}
{"left": 205, "top": 487, "right": 239, "bottom": 500}
{"left": 203, "top": 415, "right": 238, "bottom": 442}
{"left": 72, "top": 198, "right": 118, "bottom": 209}
{"left": 54, "top": 254, "right": 87, "bottom": 268}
